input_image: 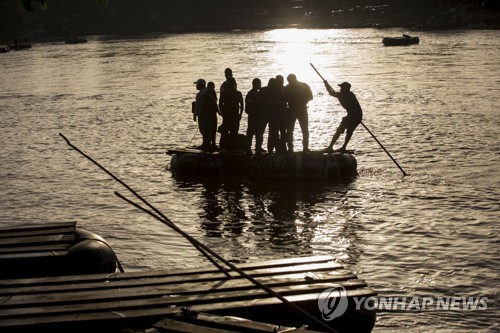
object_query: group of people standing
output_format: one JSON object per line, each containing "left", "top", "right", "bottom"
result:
{"left": 192, "top": 68, "right": 363, "bottom": 154}
{"left": 244, "top": 73, "right": 313, "bottom": 154}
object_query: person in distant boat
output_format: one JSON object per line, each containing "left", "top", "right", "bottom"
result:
{"left": 206, "top": 82, "right": 221, "bottom": 151}
{"left": 192, "top": 78, "right": 210, "bottom": 151}
{"left": 283, "top": 74, "right": 313, "bottom": 153}
{"left": 219, "top": 77, "right": 244, "bottom": 150}
{"left": 244, "top": 78, "right": 262, "bottom": 154}
{"left": 322, "top": 81, "right": 363, "bottom": 152}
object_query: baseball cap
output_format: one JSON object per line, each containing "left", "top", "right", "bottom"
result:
{"left": 338, "top": 82, "right": 351, "bottom": 89}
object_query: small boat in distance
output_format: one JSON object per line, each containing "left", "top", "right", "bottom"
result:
{"left": 65, "top": 36, "right": 88, "bottom": 44}
{"left": 9, "top": 43, "right": 32, "bottom": 50}
{"left": 9, "top": 38, "right": 32, "bottom": 50}
{"left": 382, "top": 34, "right": 419, "bottom": 46}
{"left": 65, "top": 31, "right": 88, "bottom": 44}
{"left": 0, "top": 46, "right": 9, "bottom": 53}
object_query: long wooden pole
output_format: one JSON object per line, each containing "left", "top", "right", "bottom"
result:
{"left": 59, "top": 133, "right": 231, "bottom": 278}
{"left": 59, "top": 133, "right": 338, "bottom": 333}
{"left": 310, "top": 63, "right": 408, "bottom": 176}
{"left": 114, "top": 191, "right": 340, "bottom": 332}
{"left": 359, "top": 123, "right": 408, "bottom": 176}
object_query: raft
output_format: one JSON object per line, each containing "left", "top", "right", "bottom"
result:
{"left": 167, "top": 148, "right": 357, "bottom": 181}
{"left": 8, "top": 43, "right": 32, "bottom": 50}
{"left": 382, "top": 35, "right": 419, "bottom": 46}
{"left": 0, "top": 222, "right": 120, "bottom": 278}
{"left": 0, "top": 255, "right": 377, "bottom": 333}
{"left": 65, "top": 37, "right": 88, "bottom": 44}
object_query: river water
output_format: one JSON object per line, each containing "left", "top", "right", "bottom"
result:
{"left": 0, "top": 28, "right": 498, "bottom": 332}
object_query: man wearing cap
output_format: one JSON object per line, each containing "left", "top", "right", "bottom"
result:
{"left": 323, "top": 81, "right": 363, "bottom": 152}
{"left": 193, "top": 78, "right": 210, "bottom": 150}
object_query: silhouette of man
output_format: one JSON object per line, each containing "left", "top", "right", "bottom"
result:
{"left": 244, "top": 78, "right": 261, "bottom": 154}
{"left": 193, "top": 78, "right": 210, "bottom": 150}
{"left": 275, "top": 75, "right": 287, "bottom": 153}
{"left": 220, "top": 68, "right": 234, "bottom": 94}
{"left": 219, "top": 77, "right": 243, "bottom": 150}
{"left": 283, "top": 74, "right": 313, "bottom": 153}
{"left": 260, "top": 78, "right": 283, "bottom": 154}
{"left": 323, "top": 81, "right": 363, "bottom": 152}
{"left": 206, "top": 81, "right": 220, "bottom": 151}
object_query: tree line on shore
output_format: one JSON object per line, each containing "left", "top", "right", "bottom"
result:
{"left": 1, "top": 0, "right": 499, "bottom": 39}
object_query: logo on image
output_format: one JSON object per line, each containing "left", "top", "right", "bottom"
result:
{"left": 317, "top": 286, "right": 349, "bottom": 321}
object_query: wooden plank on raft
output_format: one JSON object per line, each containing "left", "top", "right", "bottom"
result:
{"left": 0, "top": 256, "right": 377, "bottom": 332}
{"left": 0, "top": 289, "right": 377, "bottom": 332}
{"left": 0, "top": 222, "right": 76, "bottom": 251}
{"left": 154, "top": 318, "right": 236, "bottom": 333}
{"left": 0, "top": 234, "right": 74, "bottom": 247}
{"left": 0, "top": 261, "right": 356, "bottom": 301}
{"left": 0, "top": 251, "right": 68, "bottom": 260}
{"left": 0, "top": 222, "right": 77, "bottom": 279}
{"left": 0, "top": 223, "right": 76, "bottom": 239}
{"left": 0, "top": 255, "right": 340, "bottom": 288}
{"left": 0, "top": 223, "right": 75, "bottom": 258}
{"left": 0, "top": 270, "right": 358, "bottom": 298}
{"left": 0, "top": 243, "right": 71, "bottom": 254}
{"left": 154, "top": 311, "right": 324, "bottom": 333}
{"left": 0, "top": 222, "right": 76, "bottom": 233}
{"left": 0, "top": 275, "right": 367, "bottom": 309}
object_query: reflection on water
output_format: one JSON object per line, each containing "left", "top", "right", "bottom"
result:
{"left": 172, "top": 174, "right": 365, "bottom": 264}
{"left": 0, "top": 28, "right": 499, "bottom": 332}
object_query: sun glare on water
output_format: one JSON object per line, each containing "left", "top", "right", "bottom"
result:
{"left": 263, "top": 29, "right": 340, "bottom": 84}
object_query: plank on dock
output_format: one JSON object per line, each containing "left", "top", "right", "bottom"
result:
{"left": 0, "top": 256, "right": 377, "bottom": 333}
{"left": 0, "top": 255, "right": 341, "bottom": 289}
{"left": 0, "top": 222, "right": 78, "bottom": 279}
{"left": 154, "top": 311, "right": 324, "bottom": 332}
{"left": 0, "top": 222, "right": 76, "bottom": 252}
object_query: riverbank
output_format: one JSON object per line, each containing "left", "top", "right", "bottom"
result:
{"left": 240, "top": 8, "right": 500, "bottom": 31}
{"left": 1, "top": 6, "right": 499, "bottom": 44}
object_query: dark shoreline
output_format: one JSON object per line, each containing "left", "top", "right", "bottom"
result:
{"left": 1, "top": 9, "right": 498, "bottom": 45}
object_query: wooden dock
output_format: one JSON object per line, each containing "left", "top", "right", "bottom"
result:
{"left": 0, "top": 222, "right": 119, "bottom": 278}
{"left": 0, "top": 255, "right": 376, "bottom": 332}
{"left": 0, "top": 222, "right": 77, "bottom": 278}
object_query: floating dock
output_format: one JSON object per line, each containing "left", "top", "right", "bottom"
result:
{"left": 0, "top": 222, "right": 118, "bottom": 278}
{"left": 0, "top": 255, "right": 376, "bottom": 332}
{"left": 0, "top": 222, "right": 77, "bottom": 278}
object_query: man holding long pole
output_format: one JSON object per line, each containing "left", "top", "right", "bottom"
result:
{"left": 323, "top": 81, "right": 363, "bottom": 152}
{"left": 311, "top": 63, "right": 407, "bottom": 176}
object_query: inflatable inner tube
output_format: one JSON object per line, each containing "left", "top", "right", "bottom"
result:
{"left": 169, "top": 150, "right": 357, "bottom": 181}
{"left": 248, "top": 152, "right": 357, "bottom": 181}
{"left": 171, "top": 153, "right": 224, "bottom": 176}
{"left": 66, "top": 228, "right": 120, "bottom": 274}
